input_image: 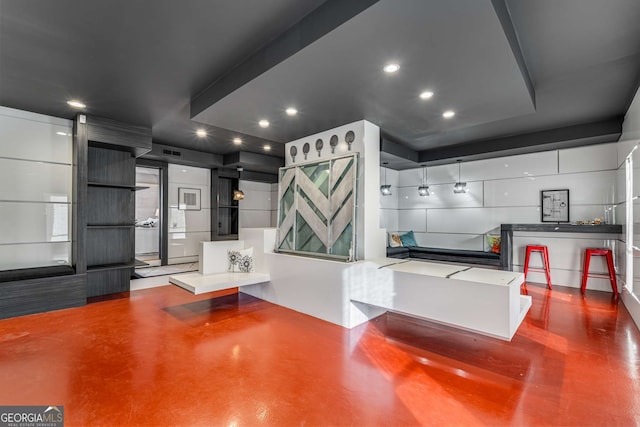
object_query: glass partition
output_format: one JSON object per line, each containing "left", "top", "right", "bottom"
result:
{"left": 277, "top": 154, "right": 357, "bottom": 261}
{"left": 0, "top": 107, "right": 73, "bottom": 270}
{"left": 629, "top": 147, "right": 640, "bottom": 299}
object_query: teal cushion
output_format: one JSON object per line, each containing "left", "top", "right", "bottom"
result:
{"left": 399, "top": 231, "right": 418, "bottom": 247}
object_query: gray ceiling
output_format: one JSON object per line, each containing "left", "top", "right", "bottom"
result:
{"left": 2, "top": 0, "right": 640, "bottom": 171}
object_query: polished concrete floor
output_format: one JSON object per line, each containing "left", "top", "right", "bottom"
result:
{"left": 0, "top": 283, "right": 638, "bottom": 426}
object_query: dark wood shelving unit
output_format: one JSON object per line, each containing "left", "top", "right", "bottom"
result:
{"left": 76, "top": 115, "right": 151, "bottom": 298}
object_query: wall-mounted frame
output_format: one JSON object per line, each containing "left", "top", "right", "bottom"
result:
{"left": 178, "top": 187, "right": 201, "bottom": 211}
{"left": 541, "top": 189, "right": 569, "bottom": 222}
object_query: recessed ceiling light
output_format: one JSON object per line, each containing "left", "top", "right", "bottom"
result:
{"left": 56, "top": 131, "right": 68, "bottom": 136}
{"left": 383, "top": 63, "right": 400, "bottom": 73}
{"left": 233, "top": 137, "right": 242, "bottom": 145}
{"left": 420, "top": 91, "right": 434, "bottom": 100}
{"left": 196, "top": 129, "right": 207, "bottom": 137}
{"left": 285, "top": 107, "right": 298, "bottom": 116}
{"left": 67, "top": 100, "right": 86, "bottom": 109}
{"left": 259, "top": 119, "right": 270, "bottom": 128}
{"left": 443, "top": 110, "right": 456, "bottom": 119}
{"left": 263, "top": 144, "right": 271, "bottom": 151}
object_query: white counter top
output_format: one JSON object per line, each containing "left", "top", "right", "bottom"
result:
{"left": 385, "top": 260, "right": 468, "bottom": 278}
{"left": 450, "top": 268, "right": 523, "bottom": 286}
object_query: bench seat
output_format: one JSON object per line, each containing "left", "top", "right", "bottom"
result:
{"left": 386, "top": 247, "right": 410, "bottom": 258}
{"left": 169, "top": 271, "right": 270, "bottom": 295}
{"left": 387, "top": 246, "right": 500, "bottom": 266}
{"left": 0, "top": 265, "right": 75, "bottom": 283}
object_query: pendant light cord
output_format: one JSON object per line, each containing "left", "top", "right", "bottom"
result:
{"left": 383, "top": 162, "right": 388, "bottom": 186}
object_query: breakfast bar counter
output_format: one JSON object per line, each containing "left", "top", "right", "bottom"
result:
{"left": 500, "top": 223, "right": 622, "bottom": 271}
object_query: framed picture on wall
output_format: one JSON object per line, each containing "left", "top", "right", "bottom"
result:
{"left": 541, "top": 189, "right": 569, "bottom": 222}
{"left": 178, "top": 187, "right": 201, "bottom": 211}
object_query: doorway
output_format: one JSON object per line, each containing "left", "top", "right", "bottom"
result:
{"left": 135, "top": 166, "right": 161, "bottom": 268}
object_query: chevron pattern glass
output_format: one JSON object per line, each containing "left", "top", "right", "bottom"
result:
{"left": 277, "top": 154, "right": 358, "bottom": 260}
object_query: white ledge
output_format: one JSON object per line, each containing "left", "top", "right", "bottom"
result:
{"left": 170, "top": 272, "right": 270, "bottom": 295}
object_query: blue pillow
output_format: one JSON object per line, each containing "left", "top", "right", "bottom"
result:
{"left": 399, "top": 231, "right": 418, "bottom": 247}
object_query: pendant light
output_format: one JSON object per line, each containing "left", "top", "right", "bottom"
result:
{"left": 418, "top": 165, "right": 429, "bottom": 196}
{"left": 233, "top": 167, "right": 245, "bottom": 200}
{"left": 232, "top": 190, "right": 245, "bottom": 201}
{"left": 380, "top": 162, "right": 392, "bottom": 196}
{"left": 453, "top": 159, "right": 467, "bottom": 194}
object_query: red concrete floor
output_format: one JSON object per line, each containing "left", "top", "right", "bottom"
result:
{"left": 0, "top": 283, "right": 638, "bottom": 426}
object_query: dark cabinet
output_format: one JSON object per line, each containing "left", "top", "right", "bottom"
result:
{"left": 212, "top": 170, "right": 239, "bottom": 240}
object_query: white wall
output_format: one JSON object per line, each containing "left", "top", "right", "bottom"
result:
{"left": 382, "top": 144, "right": 617, "bottom": 249}
{"left": 381, "top": 143, "right": 620, "bottom": 289}
{"left": 270, "top": 182, "right": 278, "bottom": 227}
{"left": 167, "top": 164, "right": 211, "bottom": 264}
{"left": 0, "top": 106, "right": 73, "bottom": 269}
{"left": 380, "top": 167, "right": 399, "bottom": 233}
{"left": 237, "top": 180, "right": 275, "bottom": 229}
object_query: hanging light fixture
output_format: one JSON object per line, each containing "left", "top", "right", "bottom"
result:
{"left": 380, "top": 162, "right": 392, "bottom": 196}
{"left": 418, "top": 165, "right": 429, "bottom": 196}
{"left": 453, "top": 159, "right": 467, "bottom": 194}
{"left": 233, "top": 167, "right": 245, "bottom": 200}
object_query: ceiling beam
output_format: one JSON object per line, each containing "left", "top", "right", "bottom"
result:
{"left": 417, "top": 117, "right": 623, "bottom": 165}
{"left": 141, "top": 143, "right": 223, "bottom": 167}
{"left": 491, "top": 0, "right": 536, "bottom": 109}
{"left": 380, "top": 136, "right": 419, "bottom": 163}
{"left": 223, "top": 151, "right": 284, "bottom": 174}
{"left": 190, "top": 0, "right": 380, "bottom": 120}
{"left": 239, "top": 170, "right": 278, "bottom": 184}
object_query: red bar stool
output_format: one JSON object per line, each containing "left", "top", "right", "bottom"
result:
{"left": 523, "top": 245, "right": 552, "bottom": 289}
{"left": 581, "top": 248, "right": 619, "bottom": 295}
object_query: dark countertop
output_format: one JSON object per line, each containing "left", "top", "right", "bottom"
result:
{"left": 501, "top": 223, "right": 622, "bottom": 234}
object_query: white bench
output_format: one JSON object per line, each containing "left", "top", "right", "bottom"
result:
{"left": 169, "top": 271, "right": 270, "bottom": 295}
{"left": 169, "top": 237, "right": 271, "bottom": 295}
{"left": 350, "top": 258, "right": 531, "bottom": 340}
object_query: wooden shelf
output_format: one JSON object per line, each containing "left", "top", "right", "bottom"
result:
{"left": 87, "top": 225, "right": 135, "bottom": 229}
{"left": 88, "top": 181, "right": 137, "bottom": 189}
{"left": 87, "top": 182, "right": 147, "bottom": 191}
{"left": 87, "top": 262, "right": 135, "bottom": 272}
